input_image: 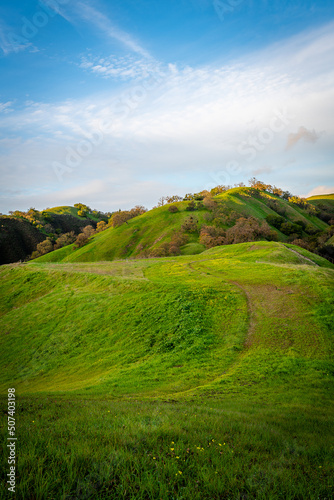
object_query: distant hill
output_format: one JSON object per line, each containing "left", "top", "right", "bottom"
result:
{"left": 307, "top": 195, "right": 334, "bottom": 222}
{"left": 44, "top": 205, "right": 102, "bottom": 222}
{"left": 307, "top": 193, "right": 334, "bottom": 200}
{"left": 2, "top": 189, "right": 334, "bottom": 266}
{"left": 35, "top": 187, "right": 333, "bottom": 264}
{"left": 0, "top": 205, "right": 107, "bottom": 265}
{"left": 0, "top": 217, "right": 45, "bottom": 264}
{"left": 42, "top": 211, "right": 99, "bottom": 234}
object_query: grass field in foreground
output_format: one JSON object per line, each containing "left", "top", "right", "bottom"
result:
{"left": 1, "top": 395, "right": 333, "bottom": 500}
{"left": 0, "top": 241, "right": 333, "bottom": 499}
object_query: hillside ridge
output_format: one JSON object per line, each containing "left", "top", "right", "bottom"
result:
{"left": 34, "top": 187, "right": 334, "bottom": 265}
{"left": 1, "top": 241, "right": 333, "bottom": 397}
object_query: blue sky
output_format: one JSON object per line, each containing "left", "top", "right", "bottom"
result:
{"left": 0, "top": 0, "right": 334, "bottom": 213}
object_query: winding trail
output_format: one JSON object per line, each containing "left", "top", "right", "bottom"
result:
{"left": 282, "top": 244, "right": 319, "bottom": 266}
{"left": 187, "top": 261, "right": 255, "bottom": 349}
{"left": 230, "top": 281, "right": 255, "bottom": 348}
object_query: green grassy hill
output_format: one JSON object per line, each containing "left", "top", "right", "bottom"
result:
{"left": 35, "top": 187, "right": 330, "bottom": 264}
{"left": 1, "top": 241, "right": 333, "bottom": 397}
{"left": 45, "top": 205, "right": 102, "bottom": 222}
{"left": 45, "top": 205, "right": 80, "bottom": 217}
{"left": 216, "top": 187, "right": 328, "bottom": 230}
{"left": 307, "top": 194, "right": 334, "bottom": 213}
{"left": 1, "top": 241, "right": 333, "bottom": 498}
{"left": 0, "top": 206, "right": 107, "bottom": 265}
{"left": 2, "top": 190, "right": 334, "bottom": 499}
{"left": 307, "top": 193, "right": 334, "bottom": 201}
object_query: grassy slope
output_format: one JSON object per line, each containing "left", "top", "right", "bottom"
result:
{"left": 218, "top": 187, "right": 327, "bottom": 230}
{"left": 1, "top": 241, "right": 334, "bottom": 499}
{"left": 307, "top": 193, "right": 334, "bottom": 211}
{"left": 45, "top": 205, "right": 100, "bottom": 222}
{"left": 36, "top": 202, "right": 209, "bottom": 263}
{"left": 35, "top": 188, "right": 329, "bottom": 264}
{"left": 1, "top": 241, "right": 333, "bottom": 396}
{"left": 307, "top": 194, "right": 334, "bottom": 201}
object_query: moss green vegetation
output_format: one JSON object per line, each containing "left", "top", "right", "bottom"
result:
{"left": 1, "top": 396, "right": 333, "bottom": 500}
{"left": 35, "top": 201, "right": 210, "bottom": 263}
{"left": 307, "top": 195, "right": 334, "bottom": 213}
{"left": 180, "top": 242, "right": 206, "bottom": 255}
{"left": 45, "top": 205, "right": 80, "bottom": 216}
{"left": 0, "top": 241, "right": 333, "bottom": 498}
{"left": 307, "top": 193, "right": 334, "bottom": 201}
{"left": 35, "top": 188, "right": 330, "bottom": 264}
{"left": 45, "top": 205, "right": 101, "bottom": 222}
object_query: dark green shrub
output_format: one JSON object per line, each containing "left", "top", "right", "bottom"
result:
{"left": 280, "top": 222, "right": 303, "bottom": 236}
{"left": 266, "top": 214, "right": 285, "bottom": 229}
{"left": 186, "top": 201, "right": 196, "bottom": 211}
{"left": 168, "top": 205, "right": 179, "bottom": 213}
{"left": 181, "top": 216, "right": 199, "bottom": 233}
{"left": 295, "top": 220, "right": 306, "bottom": 230}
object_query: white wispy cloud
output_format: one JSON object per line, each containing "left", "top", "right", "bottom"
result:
{"left": 79, "top": 55, "right": 162, "bottom": 81}
{"left": 0, "top": 20, "right": 31, "bottom": 56}
{"left": 57, "top": 0, "right": 151, "bottom": 59}
{"left": 0, "top": 22, "right": 12, "bottom": 55}
{"left": 0, "top": 21, "right": 333, "bottom": 211}
{"left": 0, "top": 101, "right": 13, "bottom": 113}
{"left": 246, "top": 19, "right": 334, "bottom": 80}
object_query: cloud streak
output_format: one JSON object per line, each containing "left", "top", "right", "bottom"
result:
{"left": 79, "top": 55, "right": 161, "bottom": 80}
{"left": 58, "top": 1, "right": 151, "bottom": 59}
{"left": 0, "top": 22, "right": 12, "bottom": 55}
{"left": 0, "top": 101, "right": 13, "bottom": 113}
